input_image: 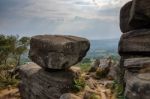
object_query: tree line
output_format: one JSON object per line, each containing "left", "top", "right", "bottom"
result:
{"left": 0, "top": 34, "right": 30, "bottom": 67}
{"left": 0, "top": 34, "right": 30, "bottom": 88}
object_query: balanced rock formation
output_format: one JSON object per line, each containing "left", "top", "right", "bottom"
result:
{"left": 29, "top": 35, "right": 90, "bottom": 69}
{"left": 19, "top": 35, "right": 90, "bottom": 99}
{"left": 119, "top": 0, "right": 150, "bottom": 99}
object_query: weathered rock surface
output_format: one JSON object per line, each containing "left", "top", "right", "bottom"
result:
{"left": 89, "top": 59, "right": 100, "bottom": 72}
{"left": 124, "top": 57, "right": 150, "bottom": 99}
{"left": 60, "top": 93, "right": 81, "bottom": 99}
{"left": 124, "top": 71, "right": 150, "bottom": 99}
{"left": 119, "top": 29, "right": 150, "bottom": 56}
{"left": 29, "top": 35, "right": 90, "bottom": 69}
{"left": 129, "top": 0, "right": 150, "bottom": 29}
{"left": 84, "top": 91, "right": 101, "bottom": 99}
{"left": 120, "top": 1, "right": 133, "bottom": 33}
{"left": 119, "top": 0, "right": 150, "bottom": 98}
{"left": 19, "top": 62, "right": 79, "bottom": 99}
{"left": 107, "top": 64, "right": 119, "bottom": 80}
{"left": 124, "top": 57, "right": 150, "bottom": 71}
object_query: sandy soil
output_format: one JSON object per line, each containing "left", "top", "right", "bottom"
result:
{"left": 0, "top": 88, "right": 20, "bottom": 99}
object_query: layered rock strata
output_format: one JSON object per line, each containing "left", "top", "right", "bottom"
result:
{"left": 119, "top": 0, "right": 150, "bottom": 99}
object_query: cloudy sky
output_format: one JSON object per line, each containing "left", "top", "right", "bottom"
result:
{"left": 0, "top": 0, "right": 130, "bottom": 39}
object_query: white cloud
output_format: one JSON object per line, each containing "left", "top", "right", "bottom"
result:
{"left": 17, "top": 0, "right": 131, "bottom": 21}
{"left": 92, "top": 0, "right": 131, "bottom": 8}
{"left": 0, "top": 0, "right": 131, "bottom": 39}
{"left": 53, "top": 19, "right": 91, "bottom": 35}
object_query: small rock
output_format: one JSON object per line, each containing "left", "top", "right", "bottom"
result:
{"left": 60, "top": 93, "right": 81, "bottom": 99}
{"left": 69, "top": 66, "right": 81, "bottom": 78}
{"left": 84, "top": 91, "right": 101, "bottom": 99}
{"left": 107, "top": 64, "right": 119, "bottom": 80}
{"left": 86, "top": 78, "right": 97, "bottom": 89}
{"left": 89, "top": 59, "right": 100, "bottom": 72}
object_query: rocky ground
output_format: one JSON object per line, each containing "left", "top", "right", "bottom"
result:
{"left": 0, "top": 70, "right": 116, "bottom": 99}
{"left": 0, "top": 88, "right": 20, "bottom": 99}
{"left": 0, "top": 59, "right": 118, "bottom": 99}
{"left": 69, "top": 72, "right": 117, "bottom": 99}
{"left": 18, "top": 35, "right": 120, "bottom": 99}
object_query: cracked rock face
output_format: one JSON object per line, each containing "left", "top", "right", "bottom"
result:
{"left": 124, "top": 58, "right": 150, "bottom": 99}
{"left": 19, "top": 62, "right": 79, "bottom": 99}
{"left": 124, "top": 71, "right": 150, "bottom": 99}
{"left": 29, "top": 35, "right": 90, "bottom": 69}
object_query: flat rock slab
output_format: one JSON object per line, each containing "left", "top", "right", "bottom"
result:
{"left": 19, "top": 62, "right": 77, "bottom": 99}
{"left": 29, "top": 35, "right": 90, "bottom": 69}
{"left": 120, "top": 1, "right": 133, "bottom": 33}
{"left": 119, "top": 29, "right": 150, "bottom": 56}
{"left": 124, "top": 57, "right": 150, "bottom": 68}
{"left": 129, "top": 0, "right": 150, "bottom": 29}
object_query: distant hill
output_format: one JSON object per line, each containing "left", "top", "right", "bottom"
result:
{"left": 86, "top": 39, "right": 120, "bottom": 58}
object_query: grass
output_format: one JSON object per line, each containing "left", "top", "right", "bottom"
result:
{"left": 90, "top": 93, "right": 101, "bottom": 99}
{"left": 72, "top": 77, "right": 86, "bottom": 93}
{"left": 111, "top": 80, "right": 125, "bottom": 99}
{"left": 77, "top": 63, "right": 91, "bottom": 72}
{"left": 0, "top": 64, "right": 19, "bottom": 90}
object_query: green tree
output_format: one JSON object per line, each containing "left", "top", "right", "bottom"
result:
{"left": 0, "top": 35, "right": 30, "bottom": 88}
{"left": 0, "top": 35, "right": 17, "bottom": 65}
{"left": 0, "top": 35, "right": 30, "bottom": 66}
{"left": 13, "top": 37, "right": 30, "bottom": 66}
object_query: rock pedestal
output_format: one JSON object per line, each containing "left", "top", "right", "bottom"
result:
{"left": 19, "top": 35, "right": 90, "bottom": 99}
{"left": 19, "top": 63, "right": 76, "bottom": 99}
{"left": 119, "top": 0, "right": 150, "bottom": 99}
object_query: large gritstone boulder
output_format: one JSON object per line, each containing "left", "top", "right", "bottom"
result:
{"left": 124, "top": 58, "right": 150, "bottom": 99}
{"left": 129, "top": 0, "right": 150, "bottom": 29}
{"left": 120, "top": 1, "right": 133, "bottom": 33}
{"left": 125, "top": 72, "right": 150, "bottom": 99}
{"left": 29, "top": 35, "right": 90, "bottom": 69}
{"left": 125, "top": 71, "right": 150, "bottom": 99}
{"left": 19, "top": 62, "right": 79, "bottom": 99}
{"left": 119, "top": 0, "right": 150, "bottom": 98}
{"left": 119, "top": 29, "right": 150, "bottom": 56}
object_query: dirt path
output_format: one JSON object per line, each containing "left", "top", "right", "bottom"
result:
{"left": 0, "top": 88, "right": 20, "bottom": 99}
